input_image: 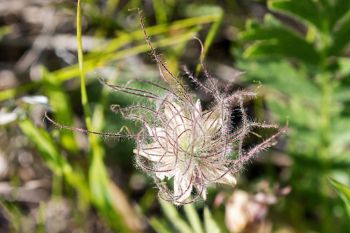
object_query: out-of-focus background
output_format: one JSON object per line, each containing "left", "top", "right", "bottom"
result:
{"left": 1, "top": 0, "right": 350, "bottom": 232}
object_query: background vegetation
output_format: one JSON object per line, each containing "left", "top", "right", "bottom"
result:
{"left": 0, "top": 0, "right": 350, "bottom": 232}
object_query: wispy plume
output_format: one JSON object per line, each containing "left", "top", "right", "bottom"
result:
{"left": 96, "top": 12, "right": 285, "bottom": 205}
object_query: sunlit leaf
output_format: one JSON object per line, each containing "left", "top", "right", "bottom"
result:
{"left": 329, "top": 14, "right": 350, "bottom": 55}
{"left": 330, "top": 179, "right": 350, "bottom": 218}
{"left": 268, "top": 0, "right": 325, "bottom": 31}
{"left": 240, "top": 15, "right": 320, "bottom": 64}
{"left": 19, "top": 119, "right": 90, "bottom": 206}
{"left": 184, "top": 204, "right": 204, "bottom": 233}
{"left": 150, "top": 218, "right": 173, "bottom": 233}
{"left": 204, "top": 207, "right": 220, "bottom": 233}
{"left": 159, "top": 200, "right": 193, "bottom": 233}
{"left": 330, "top": 0, "right": 350, "bottom": 27}
{"left": 42, "top": 69, "right": 79, "bottom": 153}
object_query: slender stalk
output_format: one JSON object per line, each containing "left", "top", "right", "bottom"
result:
{"left": 195, "top": 7, "right": 223, "bottom": 75}
{"left": 76, "top": 0, "right": 104, "bottom": 157}
{"left": 319, "top": 72, "right": 333, "bottom": 233}
{"left": 77, "top": 0, "right": 92, "bottom": 131}
{"left": 319, "top": 74, "right": 332, "bottom": 159}
{"left": 76, "top": 3, "right": 141, "bottom": 232}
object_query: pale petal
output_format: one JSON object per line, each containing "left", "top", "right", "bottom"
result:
{"left": 134, "top": 145, "right": 173, "bottom": 163}
{"left": 203, "top": 107, "right": 222, "bottom": 134}
{"left": 163, "top": 101, "right": 191, "bottom": 136}
{"left": 203, "top": 166, "right": 237, "bottom": 186}
{"left": 191, "top": 99, "right": 205, "bottom": 139}
{"left": 146, "top": 125, "right": 169, "bottom": 147}
{"left": 155, "top": 162, "right": 176, "bottom": 179}
{"left": 194, "top": 99, "right": 202, "bottom": 120}
{"left": 195, "top": 184, "right": 207, "bottom": 200}
{"left": 146, "top": 125, "right": 166, "bottom": 139}
{"left": 225, "top": 190, "right": 250, "bottom": 233}
{"left": 174, "top": 172, "right": 193, "bottom": 204}
{"left": 217, "top": 172, "right": 237, "bottom": 186}
{"left": 201, "top": 189, "right": 207, "bottom": 200}
{"left": 134, "top": 143, "right": 176, "bottom": 180}
{"left": 164, "top": 101, "right": 182, "bottom": 121}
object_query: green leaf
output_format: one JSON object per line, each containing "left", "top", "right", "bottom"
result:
{"left": 203, "top": 207, "right": 220, "bottom": 233}
{"left": 330, "top": 178, "right": 350, "bottom": 219}
{"left": 19, "top": 120, "right": 68, "bottom": 175}
{"left": 330, "top": 0, "right": 350, "bottom": 27}
{"left": 89, "top": 158, "right": 137, "bottom": 232}
{"left": 89, "top": 155, "right": 111, "bottom": 209}
{"left": 329, "top": 13, "right": 350, "bottom": 55}
{"left": 153, "top": 0, "right": 169, "bottom": 24}
{"left": 236, "top": 59, "right": 320, "bottom": 101}
{"left": 331, "top": 118, "right": 350, "bottom": 156}
{"left": 291, "top": 153, "right": 350, "bottom": 171}
{"left": 337, "top": 57, "right": 350, "bottom": 78}
{"left": 184, "top": 204, "right": 204, "bottom": 233}
{"left": 184, "top": 4, "right": 224, "bottom": 73}
{"left": 0, "top": 26, "right": 11, "bottom": 41}
{"left": 240, "top": 16, "right": 320, "bottom": 64}
{"left": 77, "top": 2, "right": 138, "bottom": 232}
{"left": 268, "top": 0, "right": 325, "bottom": 31}
{"left": 150, "top": 218, "right": 173, "bottom": 233}
{"left": 41, "top": 68, "right": 79, "bottom": 153}
{"left": 0, "top": 82, "right": 38, "bottom": 102}
{"left": 159, "top": 199, "right": 193, "bottom": 233}
{"left": 19, "top": 119, "right": 90, "bottom": 206}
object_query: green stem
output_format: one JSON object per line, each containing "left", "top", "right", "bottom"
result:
{"left": 319, "top": 74, "right": 332, "bottom": 159}
{"left": 318, "top": 72, "right": 333, "bottom": 233}
{"left": 76, "top": 3, "right": 139, "bottom": 232}
{"left": 195, "top": 8, "right": 223, "bottom": 75}
{"left": 77, "top": 0, "right": 92, "bottom": 130}
{"left": 77, "top": 0, "right": 104, "bottom": 158}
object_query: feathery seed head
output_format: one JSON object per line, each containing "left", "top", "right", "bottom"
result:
{"left": 104, "top": 13, "right": 285, "bottom": 205}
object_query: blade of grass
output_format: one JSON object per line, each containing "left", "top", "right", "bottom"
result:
{"left": 149, "top": 217, "right": 173, "bottom": 233}
{"left": 54, "top": 27, "right": 198, "bottom": 82}
{"left": 204, "top": 207, "right": 220, "bottom": 233}
{"left": 153, "top": 0, "right": 168, "bottom": 24}
{"left": 77, "top": 2, "right": 141, "bottom": 232}
{"left": 0, "top": 82, "right": 38, "bottom": 102}
{"left": 18, "top": 119, "right": 90, "bottom": 208}
{"left": 105, "top": 0, "right": 119, "bottom": 17}
{"left": 41, "top": 68, "right": 79, "bottom": 154}
{"left": 0, "top": 202, "right": 23, "bottom": 232}
{"left": 200, "top": 7, "right": 223, "bottom": 63}
{"left": 0, "top": 13, "right": 222, "bottom": 102}
{"left": 159, "top": 199, "right": 193, "bottom": 233}
{"left": 184, "top": 204, "right": 204, "bottom": 233}
{"left": 330, "top": 178, "right": 350, "bottom": 219}
{"left": 77, "top": 0, "right": 93, "bottom": 130}
{"left": 186, "top": 5, "right": 223, "bottom": 74}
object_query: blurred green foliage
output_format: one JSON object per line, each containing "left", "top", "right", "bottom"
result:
{"left": 237, "top": 0, "right": 350, "bottom": 232}
{"left": 331, "top": 178, "right": 350, "bottom": 220}
{"left": 150, "top": 201, "right": 220, "bottom": 233}
{"left": 1, "top": 0, "right": 225, "bottom": 232}
{"left": 1, "top": 0, "right": 350, "bottom": 232}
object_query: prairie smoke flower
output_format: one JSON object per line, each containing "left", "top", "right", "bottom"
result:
{"left": 100, "top": 17, "right": 284, "bottom": 205}
{"left": 135, "top": 94, "right": 237, "bottom": 204}
{"left": 130, "top": 84, "right": 282, "bottom": 205}
{"left": 103, "top": 66, "right": 282, "bottom": 204}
